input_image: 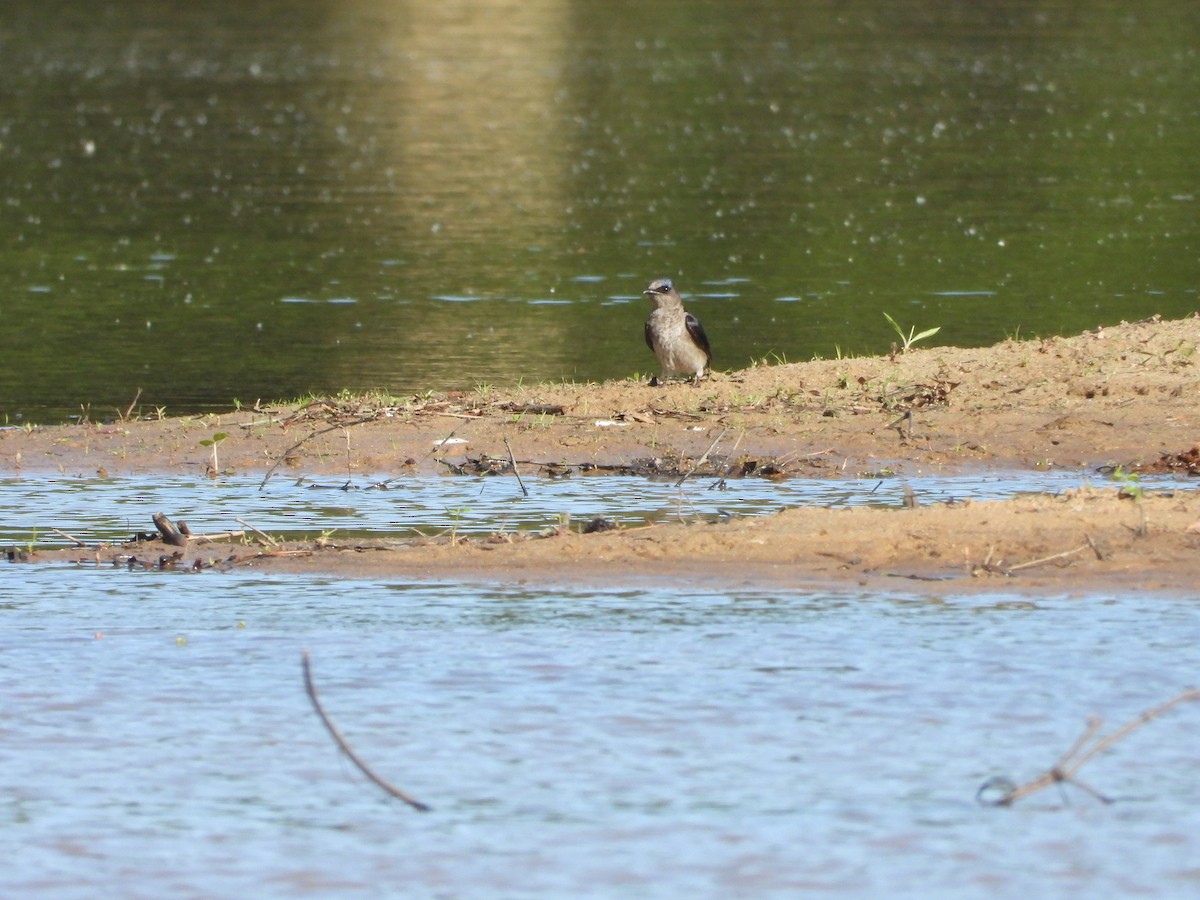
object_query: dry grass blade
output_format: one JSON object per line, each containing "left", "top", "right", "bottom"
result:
{"left": 302, "top": 652, "right": 431, "bottom": 812}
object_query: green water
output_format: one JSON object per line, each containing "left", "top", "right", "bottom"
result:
{"left": 2, "top": 0, "right": 1197, "bottom": 422}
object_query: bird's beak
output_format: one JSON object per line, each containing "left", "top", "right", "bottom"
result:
{"left": 642, "top": 289, "right": 655, "bottom": 297}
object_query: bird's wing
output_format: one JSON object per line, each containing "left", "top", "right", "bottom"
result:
{"left": 644, "top": 319, "right": 656, "bottom": 352}
{"left": 685, "top": 312, "right": 712, "bottom": 363}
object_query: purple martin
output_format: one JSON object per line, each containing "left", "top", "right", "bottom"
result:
{"left": 643, "top": 278, "right": 712, "bottom": 384}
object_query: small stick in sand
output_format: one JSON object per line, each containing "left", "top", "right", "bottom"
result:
{"left": 235, "top": 517, "right": 280, "bottom": 547}
{"left": 503, "top": 436, "right": 529, "bottom": 498}
{"left": 677, "top": 426, "right": 729, "bottom": 488}
{"left": 52, "top": 528, "right": 88, "bottom": 547}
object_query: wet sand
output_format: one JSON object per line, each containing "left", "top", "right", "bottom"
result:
{"left": 5, "top": 314, "right": 1200, "bottom": 594}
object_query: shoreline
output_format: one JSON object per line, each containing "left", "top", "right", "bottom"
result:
{"left": 4, "top": 314, "right": 1200, "bottom": 594}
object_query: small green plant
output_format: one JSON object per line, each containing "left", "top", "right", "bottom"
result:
{"left": 446, "top": 506, "right": 469, "bottom": 546}
{"left": 883, "top": 312, "right": 941, "bottom": 353}
{"left": 1110, "top": 465, "right": 1144, "bottom": 499}
{"left": 200, "top": 432, "right": 229, "bottom": 476}
{"left": 752, "top": 350, "right": 790, "bottom": 368}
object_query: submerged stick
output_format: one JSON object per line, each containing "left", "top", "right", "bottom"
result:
{"left": 978, "top": 688, "right": 1200, "bottom": 807}
{"left": 301, "top": 652, "right": 431, "bottom": 812}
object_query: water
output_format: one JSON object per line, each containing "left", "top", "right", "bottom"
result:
{"left": 3, "top": 567, "right": 1199, "bottom": 897}
{"left": 2, "top": 0, "right": 1199, "bottom": 422}
{"left": 0, "top": 469, "right": 1189, "bottom": 545}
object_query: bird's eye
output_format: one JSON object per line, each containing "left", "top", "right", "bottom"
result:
{"left": 658, "top": 282, "right": 672, "bottom": 293}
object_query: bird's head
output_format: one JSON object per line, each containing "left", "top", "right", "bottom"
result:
{"left": 643, "top": 278, "right": 681, "bottom": 307}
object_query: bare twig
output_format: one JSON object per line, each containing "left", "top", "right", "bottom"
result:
{"left": 1071, "top": 690, "right": 1200, "bottom": 768}
{"left": 51, "top": 528, "right": 88, "bottom": 547}
{"left": 769, "top": 446, "right": 832, "bottom": 470}
{"left": 1004, "top": 542, "right": 1090, "bottom": 573}
{"left": 374, "top": 423, "right": 463, "bottom": 489}
{"left": 122, "top": 388, "right": 143, "bottom": 422}
{"left": 235, "top": 517, "right": 280, "bottom": 547}
{"left": 710, "top": 430, "right": 747, "bottom": 485}
{"left": 301, "top": 652, "right": 431, "bottom": 812}
{"left": 979, "top": 689, "right": 1200, "bottom": 807}
{"left": 188, "top": 530, "right": 246, "bottom": 544}
{"left": 676, "top": 426, "right": 729, "bottom": 488}
{"left": 238, "top": 416, "right": 281, "bottom": 429}
{"left": 503, "top": 436, "right": 529, "bottom": 498}
{"left": 258, "top": 415, "right": 377, "bottom": 490}
{"left": 887, "top": 409, "right": 913, "bottom": 442}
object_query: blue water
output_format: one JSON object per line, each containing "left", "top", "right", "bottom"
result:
{"left": 0, "top": 469, "right": 1187, "bottom": 546}
{"left": 2, "top": 568, "right": 1199, "bottom": 898}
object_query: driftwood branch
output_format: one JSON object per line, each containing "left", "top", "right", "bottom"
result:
{"left": 978, "top": 689, "right": 1200, "bottom": 807}
{"left": 301, "top": 652, "right": 431, "bottom": 812}
{"left": 152, "top": 512, "right": 189, "bottom": 547}
{"left": 150, "top": 514, "right": 248, "bottom": 546}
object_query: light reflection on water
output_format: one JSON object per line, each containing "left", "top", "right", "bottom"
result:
{"left": 0, "top": 470, "right": 1192, "bottom": 544}
{"left": 2, "top": 568, "right": 1198, "bottom": 897}
{"left": 3, "top": 1, "right": 1199, "bottom": 421}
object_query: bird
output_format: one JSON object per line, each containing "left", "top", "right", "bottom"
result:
{"left": 643, "top": 278, "right": 712, "bottom": 385}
